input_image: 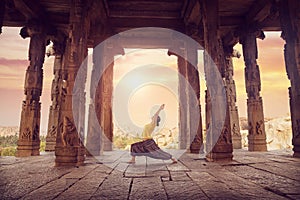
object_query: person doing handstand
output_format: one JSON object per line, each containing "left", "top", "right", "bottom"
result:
{"left": 128, "top": 104, "right": 177, "bottom": 164}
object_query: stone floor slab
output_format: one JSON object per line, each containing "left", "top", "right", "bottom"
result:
{"left": 0, "top": 150, "right": 299, "bottom": 200}
{"left": 130, "top": 177, "right": 167, "bottom": 200}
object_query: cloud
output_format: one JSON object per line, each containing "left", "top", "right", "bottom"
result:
{"left": 0, "top": 27, "right": 30, "bottom": 59}
{"left": 0, "top": 57, "right": 28, "bottom": 68}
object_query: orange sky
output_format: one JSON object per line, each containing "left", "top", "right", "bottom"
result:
{"left": 0, "top": 27, "right": 290, "bottom": 133}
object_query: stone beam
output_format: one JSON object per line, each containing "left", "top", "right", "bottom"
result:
{"left": 181, "top": 0, "right": 198, "bottom": 24}
{"left": 220, "top": 16, "right": 243, "bottom": 29}
{"left": 108, "top": 18, "right": 185, "bottom": 32}
{"left": 220, "top": 0, "right": 276, "bottom": 45}
{"left": 245, "top": 0, "right": 272, "bottom": 23}
{"left": 107, "top": 0, "right": 183, "bottom": 10}
{"left": 13, "top": 0, "right": 58, "bottom": 35}
{"left": 118, "top": 37, "right": 173, "bottom": 49}
{"left": 13, "top": 0, "right": 46, "bottom": 20}
{"left": 109, "top": 10, "right": 180, "bottom": 19}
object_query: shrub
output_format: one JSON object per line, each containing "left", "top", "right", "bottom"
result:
{"left": 113, "top": 136, "right": 141, "bottom": 150}
{"left": 1, "top": 146, "right": 17, "bottom": 156}
{"left": 40, "top": 141, "right": 46, "bottom": 152}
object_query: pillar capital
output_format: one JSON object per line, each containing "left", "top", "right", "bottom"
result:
{"left": 238, "top": 24, "right": 265, "bottom": 42}
{"left": 19, "top": 18, "right": 49, "bottom": 39}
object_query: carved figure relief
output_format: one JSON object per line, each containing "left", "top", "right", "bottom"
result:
{"left": 21, "top": 127, "right": 31, "bottom": 140}
{"left": 61, "top": 116, "right": 79, "bottom": 147}
{"left": 48, "top": 125, "right": 57, "bottom": 137}
{"left": 232, "top": 123, "right": 240, "bottom": 136}
{"left": 256, "top": 120, "right": 263, "bottom": 135}
{"left": 220, "top": 125, "right": 230, "bottom": 144}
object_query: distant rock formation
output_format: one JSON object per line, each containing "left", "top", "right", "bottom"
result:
{"left": 0, "top": 126, "right": 19, "bottom": 137}
{"left": 0, "top": 126, "right": 48, "bottom": 137}
{"left": 240, "top": 116, "right": 292, "bottom": 150}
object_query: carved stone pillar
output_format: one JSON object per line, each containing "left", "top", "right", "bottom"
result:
{"left": 202, "top": 0, "right": 233, "bottom": 161}
{"left": 16, "top": 24, "right": 46, "bottom": 157}
{"left": 279, "top": 0, "right": 300, "bottom": 157}
{"left": 240, "top": 30, "right": 267, "bottom": 151}
{"left": 224, "top": 50, "right": 242, "bottom": 149}
{"left": 55, "top": 1, "right": 89, "bottom": 166}
{"left": 45, "top": 40, "right": 65, "bottom": 151}
{"left": 186, "top": 44, "right": 203, "bottom": 153}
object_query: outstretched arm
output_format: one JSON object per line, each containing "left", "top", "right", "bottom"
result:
{"left": 151, "top": 104, "right": 165, "bottom": 124}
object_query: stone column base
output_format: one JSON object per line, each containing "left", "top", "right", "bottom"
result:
{"left": 190, "top": 142, "right": 204, "bottom": 154}
{"left": 248, "top": 135, "right": 267, "bottom": 151}
{"left": 85, "top": 148, "right": 101, "bottom": 156}
{"left": 205, "top": 144, "right": 233, "bottom": 162}
{"left": 45, "top": 137, "right": 56, "bottom": 151}
{"left": 103, "top": 139, "right": 113, "bottom": 151}
{"left": 16, "top": 140, "right": 40, "bottom": 157}
{"left": 55, "top": 146, "right": 85, "bottom": 167}
{"left": 232, "top": 136, "right": 242, "bottom": 149}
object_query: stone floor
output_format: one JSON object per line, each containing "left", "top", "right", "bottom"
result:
{"left": 0, "top": 149, "right": 299, "bottom": 200}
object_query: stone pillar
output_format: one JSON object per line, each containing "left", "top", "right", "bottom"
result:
{"left": 186, "top": 44, "right": 203, "bottom": 153}
{"left": 178, "top": 54, "right": 189, "bottom": 150}
{"left": 45, "top": 40, "right": 65, "bottom": 151}
{"left": 100, "top": 58, "right": 114, "bottom": 151}
{"left": 168, "top": 49, "right": 189, "bottom": 149}
{"left": 16, "top": 24, "right": 47, "bottom": 157}
{"left": 55, "top": 1, "right": 89, "bottom": 166}
{"left": 279, "top": 0, "right": 300, "bottom": 157}
{"left": 205, "top": 90, "right": 211, "bottom": 138}
{"left": 224, "top": 49, "right": 242, "bottom": 149}
{"left": 202, "top": 0, "right": 233, "bottom": 161}
{"left": 240, "top": 30, "right": 267, "bottom": 151}
{"left": 86, "top": 44, "right": 103, "bottom": 156}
